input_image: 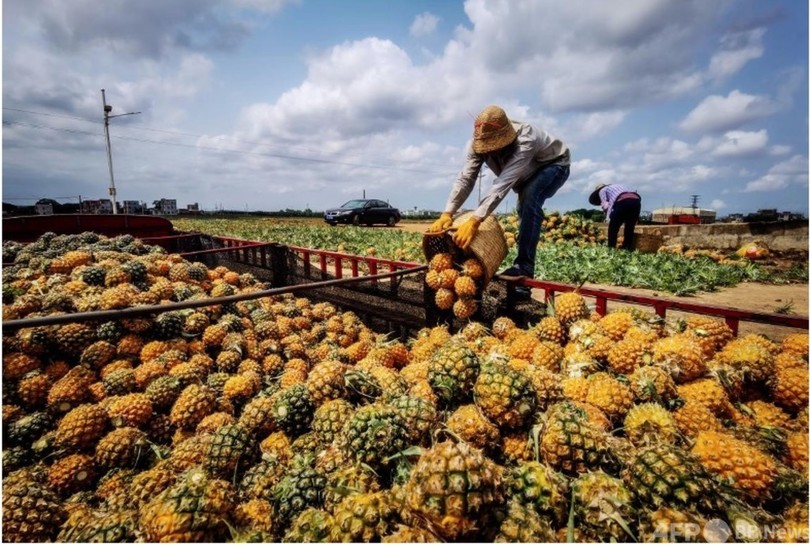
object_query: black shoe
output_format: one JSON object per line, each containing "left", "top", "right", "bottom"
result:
{"left": 513, "top": 286, "right": 532, "bottom": 300}
{"left": 498, "top": 266, "right": 526, "bottom": 280}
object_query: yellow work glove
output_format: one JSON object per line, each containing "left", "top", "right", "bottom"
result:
{"left": 453, "top": 216, "right": 481, "bottom": 250}
{"left": 427, "top": 212, "right": 453, "bottom": 233}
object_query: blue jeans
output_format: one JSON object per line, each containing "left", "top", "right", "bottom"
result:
{"left": 514, "top": 163, "right": 570, "bottom": 277}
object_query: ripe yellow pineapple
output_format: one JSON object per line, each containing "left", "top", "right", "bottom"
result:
{"left": 434, "top": 288, "right": 455, "bottom": 310}
{"left": 553, "top": 292, "right": 589, "bottom": 327}
{"left": 428, "top": 252, "right": 454, "bottom": 272}
{"left": 768, "top": 366, "right": 809, "bottom": 413}
{"left": 691, "top": 430, "right": 779, "bottom": 502}
{"left": 672, "top": 401, "right": 723, "bottom": 439}
{"left": 424, "top": 269, "right": 442, "bottom": 290}
{"left": 531, "top": 316, "right": 566, "bottom": 346}
{"left": 454, "top": 275, "right": 478, "bottom": 298}
{"left": 623, "top": 402, "right": 679, "bottom": 445}
{"left": 445, "top": 403, "right": 501, "bottom": 451}
{"left": 597, "top": 311, "right": 635, "bottom": 341}
{"left": 652, "top": 334, "right": 707, "bottom": 383}
{"left": 584, "top": 372, "right": 634, "bottom": 421}
{"left": 780, "top": 333, "right": 809, "bottom": 358}
{"left": 453, "top": 297, "right": 478, "bottom": 319}
{"left": 677, "top": 378, "right": 733, "bottom": 417}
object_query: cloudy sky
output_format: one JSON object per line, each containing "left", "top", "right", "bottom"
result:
{"left": 3, "top": 0, "right": 808, "bottom": 215}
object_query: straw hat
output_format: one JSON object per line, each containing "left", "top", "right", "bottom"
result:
{"left": 472, "top": 105, "right": 518, "bottom": 154}
{"left": 588, "top": 184, "right": 607, "bottom": 206}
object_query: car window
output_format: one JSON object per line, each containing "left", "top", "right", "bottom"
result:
{"left": 341, "top": 200, "right": 365, "bottom": 208}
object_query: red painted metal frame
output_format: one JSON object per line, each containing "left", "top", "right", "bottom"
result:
{"left": 516, "top": 277, "right": 807, "bottom": 335}
{"left": 177, "top": 234, "right": 807, "bottom": 336}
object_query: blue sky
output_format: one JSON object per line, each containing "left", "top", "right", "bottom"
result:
{"left": 3, "top": 0, "right": 808, "bottom": 216}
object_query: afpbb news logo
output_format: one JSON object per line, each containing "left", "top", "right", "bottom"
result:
{"left": 651, "top": 517, "right": 809, "bottom": 543}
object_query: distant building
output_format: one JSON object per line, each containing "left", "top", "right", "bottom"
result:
{"left": 35, "top": 202, "right": 53, "bottom": 215}
{"left": 154, "top": 199, "right": 178, "bottom": 215}
{"left": 187, "top": 203, "right": 199, "bottom": 212}
{"left": 651, "top": 206, "right": 716, "bottom": 224}
{"left": 123, "top": 200, "right": 146, "bottom": 214}
{"left": 81, "top": 199, "right": 114, "bottom": 214}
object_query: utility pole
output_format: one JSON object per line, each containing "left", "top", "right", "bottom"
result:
{"left": 101, "top": 89, "right": 140, "bottom": 214}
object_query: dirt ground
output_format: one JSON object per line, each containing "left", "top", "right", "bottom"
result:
{"left": 396, "top": 220, "right": 808, "bottom": 340}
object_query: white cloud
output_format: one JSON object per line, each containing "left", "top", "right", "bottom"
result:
{"left": 569, "top": 111, "right": 627, "bottom": 140}
{"left": 708, "top": 28, "right": 764, "bottom": 80}
{"left": 678, "top": 90, "right": 777, "bottom": 133}
{"left": 711, "top": 130, "right": 769, "bottom": 157}
{"left": 410, "top": 12, "right": 439, "bottom": 37}
{"left": 744, "top": 154, "right": 809, "bottom": 192}
{"left": 710, "top": 199, "right": 726, "bottom": 209}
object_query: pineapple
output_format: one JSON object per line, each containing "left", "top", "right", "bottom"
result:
{"left": 623, "top": 444, "right": 718, "bottom": 511}
{"left": 403, "top": 440, "right": 504, "bottom": 540}
{"left": 652, "top": 335, "right": 707, "bottom": 383}
{"left": 47, "top": 453, "right": 97, "bottom": 496}
{"left": 473, "top": 360, "right": 536, "bottom": 429}
{"left": 341, "top": 403, "right": 409, "bottom": 470}
{"left": 716, "top": 337, "right": 775, "bottom": 384}
{"left": 691, "top": 430, "right": 778, "bottom": 502}
{"left": 321, "top": 463, "right": 381, "bottom": 511}
{"left": 572, "top": 471, "right": 635, "bottom": 542}
{"left": 607, "top": 335, "right": 653, "bottom": 374}
{"left": 492, "top": 316, "right": 517, "bottom": 340}
{"left": 57, "top": 508, "right": 138, "bottom": 543}
{"left": 677, "top": 378, "right": 733, "bottom": 417}
{"left": 445, "top": 403, "right": 501, "bottom": 451}
{"left": 538, "top": 401, "right": 614, "bottom": 475}
{"left": 434, "top": 287, "right": 455, "bottom": 310}
{"left": 623, "top": 403, "right": 679, "bottom": 445}
{"left": 140, "top": 467, "right": 237, "bottom": 542}
{"left": 382, "top": 524, "right": 442, "bottom": 543}
{"left": 94, "top": 427, "right": 150, "bottom": 469}
{"left": 306, "top": 360, "right": 348, "bottom": 405}
{"left": 453, "top": 297, "right": 478, "bottom": 319}
{"left": 532, "top": 316, "right": 567, "bottom": 345}
{"left": 584, "top": 372, "right": 634, "bottom": 421}
{"left": 329, "top": 492, "right": 397, "bottom": 542}
{"left": 506, "top": 461, "right": 569, "bottom": 524}
{"left": 388, "top": 395, "right": 439, "bottom": 445}
{"left": 454, "top": 275, "right": 478, "bottom": 298}
{"left": 283, "top": 508, "right": 334, "bottom": 543}
{"left": 106, "top": 392, "right": 153, "bottom": 428}
{"left": 460, "top": 257, "right": 485, "bottom": 279}
{"left": 785, "top": 431, "right": 808, "bottom": 475}
{"left": 530, "top": 341, "right": 564, "bottom": 372}
{"left": 672, "top": 401, "right": 723, "bottom": 439}
{"left": 169, "top": 383, "right": 218, "bottom": 430}
{"left": 768, "top": 366, "right": 809, "bottom": 413}
{"left": 428, "top": 252, "right": 454, "bottom": 272}
{"left": 271, "top": 459, "right": 328, "bottom": 525}
{"left": 55, "top": 403, "right": 110, "bottom": 451}
{"left": 553, "top": 291, "right": 589, "bottom": 327}
{"left": 781, "top": 333, "right": 809, "bottom": 358}
{"left": 203, "top": 423, "right": 257, "bottom": 479}
{"left": 2, "top": 482, "right": 67, "bottom": 542}
{"left": 628, "top": 364, "right": 678, "bottom": 405}
{"left": 493, "top": 500, "right": 556, "bottom": 542}
{"left": 598, "top": 311, "right": 635, "bottom": 341}
{"left": 427, "top": 340, "right": 480, "bottom": 404}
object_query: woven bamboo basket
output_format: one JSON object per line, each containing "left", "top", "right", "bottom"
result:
{"left": 422, "top": 212, "right": 508, "bottom": 284}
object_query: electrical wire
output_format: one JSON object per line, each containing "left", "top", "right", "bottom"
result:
{"left": 3, "top": 106, "right": 458, "bottom": 176}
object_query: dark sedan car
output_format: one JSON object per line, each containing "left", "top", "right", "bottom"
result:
{"left": 324, "top": 199, "right": 401, "bottom": 226}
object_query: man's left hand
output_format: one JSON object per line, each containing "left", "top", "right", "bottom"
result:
{"left": 453, "top": 216, "right": 482, "bottom": 250}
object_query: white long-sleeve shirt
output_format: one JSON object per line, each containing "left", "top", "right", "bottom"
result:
{"left": 444, "top": 121, "right": 570, "bottom": 219}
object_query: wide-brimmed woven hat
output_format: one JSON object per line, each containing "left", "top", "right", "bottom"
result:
{"left": 589, "top": 184, "right": 607, "bottom": 206}
{"left": 472, "top": 105, "right": 518, "bottom": 154}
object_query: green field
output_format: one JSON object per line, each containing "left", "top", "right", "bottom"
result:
{"left": 171, "top": 216, "right": 807, "bottom": 296}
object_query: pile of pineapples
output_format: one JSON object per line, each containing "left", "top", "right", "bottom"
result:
{"left": 500, "top": 212, "right": 606, "bottom": 247}
{"left": 424, "top": 252, "right": 485, "bottom": 319}
{"left": 2, "top": 232, "right": 808, "bottom": 542}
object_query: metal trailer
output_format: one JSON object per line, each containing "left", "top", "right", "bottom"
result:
{"left": 2, "top": 215, "right": 807, "bottom": 338}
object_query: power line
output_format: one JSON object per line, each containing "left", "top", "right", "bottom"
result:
{"left": 2, "top": 105, "right": 458, "bottom": 175}
{"left": 3, "top": 119, "right": 456, "bottom": 177}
